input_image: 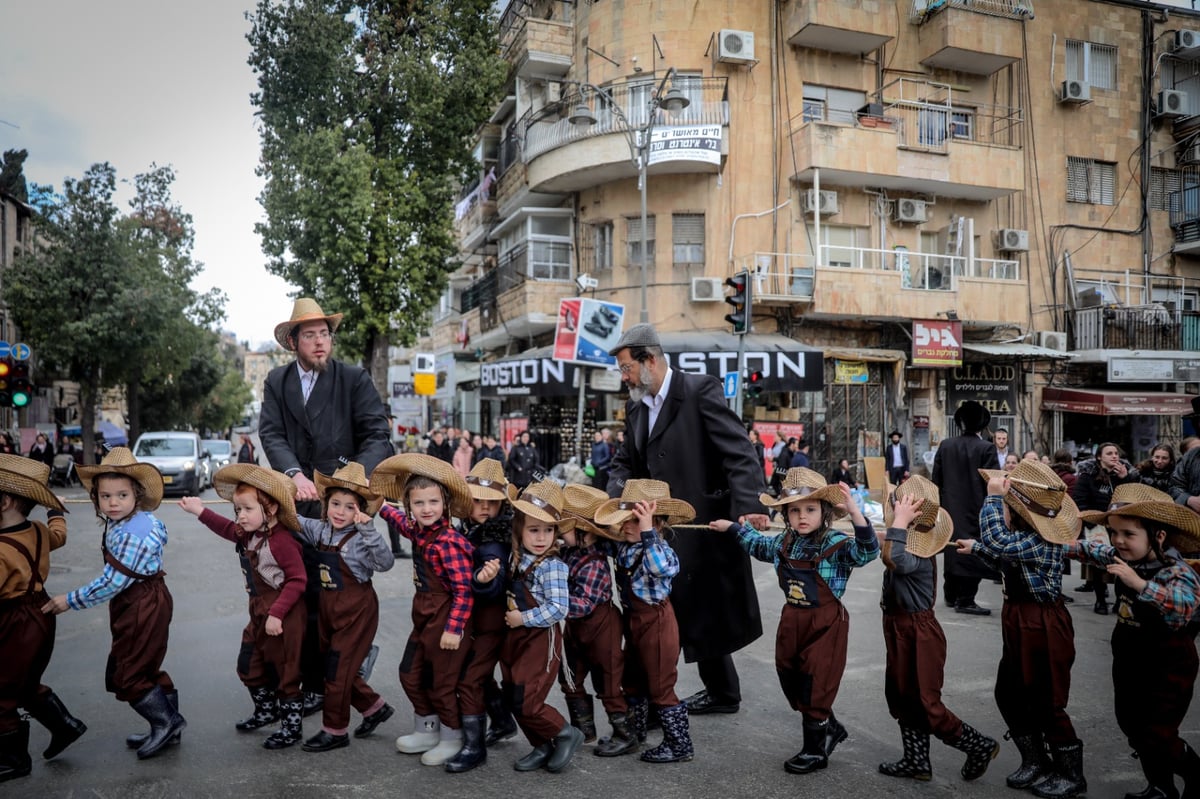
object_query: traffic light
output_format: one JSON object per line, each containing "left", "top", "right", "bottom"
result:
{"left": 724, "top": 269, "right": 751, "bottom": 335}
{"left": 0, "top": 358, "right": 10, "bottom": 407}
{"left": 745, "top": 369, "right": 764, "bottom": 400}
{"left": 9, "top": 361, "right": 30, "bottom": 408}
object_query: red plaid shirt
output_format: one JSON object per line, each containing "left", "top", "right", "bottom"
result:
{"left": 380, "top": 505, "right": 475, "bottom": 636}
{"left": 562, "top": 544, "right": 613, "bottom": 619}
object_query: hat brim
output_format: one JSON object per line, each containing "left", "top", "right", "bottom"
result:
{"left": 978, "top": 468, "right": 1008, "bottom": 483}
{"left": 758, "top": 485, "right": 848, "bottom": 518}
{"left": 467, "top": 482, "right": 517, "bottom": 503}
{"left": 1079, "top": 501, "right": 1200, "bottom": 553}
{"left": 214, "top": 465, "right": 300, "bottom": 531}
{"left": 76, "top": 462, "right": 164, "bottom": 512}
{"left": 370, "top": 454, "right": 473, "bottom": 519}
{"left": 593, "top": 496, "right": 696, "bottom": 528}
{"left": 274, "top": 312, "right": 344, "bottom": 351}
{"left": 313, "top": 470, "right": 384, "bottom": 516}
{"left": 1004, "top": 491, "right": 1080, "bottom": 545}
{"left": 891, "top": 507, "right": 954, "bottom": 558}
{"left": 564, "top": 510, "right": 620, "bottom": 540}
{"left": 0, "top": 468, "right": 65, "bottom": 512}
{"left": 511, "top": 497, "right": 576, "bottom": 530}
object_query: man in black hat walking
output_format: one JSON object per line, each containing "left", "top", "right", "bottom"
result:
{"left": 886, "top": 430, "right": 909, "bottom": 484}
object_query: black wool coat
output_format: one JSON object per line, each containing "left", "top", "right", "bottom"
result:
{"left": 932, "top": 432, "right": 999, "bottom": 580}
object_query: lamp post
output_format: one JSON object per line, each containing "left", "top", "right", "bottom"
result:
{"left": 568, "top": 68, "right": 690, "bottom": 324}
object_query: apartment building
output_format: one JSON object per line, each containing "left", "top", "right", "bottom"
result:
{"left": 416, "top": 0, "right": 1200, "bottom": 472}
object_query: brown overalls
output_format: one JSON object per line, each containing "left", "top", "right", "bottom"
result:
{"left": 616, "top": 549, "right": 680, "bottom": 709}
{"left": 103, "top": 534, "right": 175, "bottom": 703}
{"left": 0, "top": 524, "right": 55, "bottom": 731}
{"left": 458, "top": 588, "right": 506, "bottom": 717}
{"left": 500, "top": 564, "right": 565, "bottom": 744}
{"left": 559, "top": 547, "right": 626, "bottom": 713}
{"left": 236, "top": 534, "right": 305, "bottom": 700}
{"left": 315, "top": 533, "right": 382, "bottom": 730}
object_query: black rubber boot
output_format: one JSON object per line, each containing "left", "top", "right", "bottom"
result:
{"left": 545, "top": 722, "right": 586, "bottom": 772}
{"left": 483, "top": 693, "right": 517, "bottom": 747}
{"left": 127, "top": 689, "right": 180, "bottom": 749}
{"left": 1177, "top": 742, "right": 1200, "bottom": 799}
{"left": 628, "top": 697, "right": 649, "bottom": 743}
{"left": 594, "top": 712, "right": 639, "bottom": 757}
{"left": 130, "top": 685, "right": 187, "bottom": 760}
{"left": 879, "top": 725, "right": 932, "bottom": 781}
{"left": 1008, "top": 731, "right": 1052, "bottom": 789}
{"left": 950, "top": 722, "right": 1000, "bottom": 781}
{"left": 0, "top": 721, "right": 31, "bottom": 783}
{"left": 640, "top": 703, "right": 693, "bottom": 764}
{"left": 513, "top": 742, "right": 553, "bottom": 772}
{"left": 825, "top": 712, "right": 848, "bottom": 755}
{"left": 235, "top": 686, "right": 278, "bottom": 732}
{"left": 1032, "top": 741, "right": 1088, "bottom": 799}
{"left": 785, "top": 716, "right": 830, "bottom": 774}
{"left": 565, "top": 696, "right": 596, "bottom": 743}
{"left": 445, "top": 714, "right": 487, "bottom": 773}
{"left": 1126, "top": 750, "right": 1179, "bottom": 799}
{"left": 263, "top": 698, "right": 303, "bottom": 750}
{"left": 27, "top": 691, "right": 87, "bottom": 759}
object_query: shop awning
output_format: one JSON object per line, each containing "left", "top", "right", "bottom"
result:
{"left": 963, "top": 342, "right": 1074, "bottom": 359}
{"left": 1041, "top": 387, "right": 1195, "bottom": 415}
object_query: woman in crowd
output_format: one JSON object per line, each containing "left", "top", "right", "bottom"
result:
{"left": 1137, "top": 444, "right": 1176, "bottom": 493}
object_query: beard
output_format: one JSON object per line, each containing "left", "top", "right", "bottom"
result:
{"left": 299, "top": 351, "right": 330, "bottom": 374}
{"left": 626, "top": 363, "right": 654, "bottom": 403}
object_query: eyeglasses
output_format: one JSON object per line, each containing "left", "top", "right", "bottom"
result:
{"left": 618, "top": 362, "right": 640, "bottom": 375}
{"left": 298, "top": 330, "right": 333, "bottom": 343}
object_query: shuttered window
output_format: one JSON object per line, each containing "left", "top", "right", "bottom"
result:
{"left": 626, "top": 215, "right": 656, "bottom": 266}
{"left": 1065, "top": 40, "right": 1118, "bottom": 90}
{"left": 1067, "top": 157, "right": 1116, "bottom": 205}
{"left": 672, "top": 213, "right": 705, "bottom": 266}
{"left": 592, "top": 222, "right": 613, "bottom": 271}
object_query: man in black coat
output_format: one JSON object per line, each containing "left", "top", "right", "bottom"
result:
{"left": 607, "top": 323, "right": 768, "bottom": 715}
{"left": 425, "top": 429, "right": 454, "bottom": 464}
{"left": 885, "top": 430, "right": 910, "bottom": 484}
{"left": 932, "top": 400, "right": 998, "bottom": 616}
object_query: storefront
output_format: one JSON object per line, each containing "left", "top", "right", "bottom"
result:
{"left": 1041, "top": 387, "right": 1192, "bottom": 463}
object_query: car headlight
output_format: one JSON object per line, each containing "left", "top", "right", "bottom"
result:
{"left": 183, "top": 460, "right": 195, "bottom": 471}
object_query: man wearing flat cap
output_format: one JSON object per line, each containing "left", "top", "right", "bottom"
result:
{"left": 606, "top": 323, "right": 769, "bottom": 716}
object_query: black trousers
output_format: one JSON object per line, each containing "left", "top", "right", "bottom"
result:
{"left": 697, "top": 654, "right": 741, "bottom": 704}
{"left": 943, "top": 575, "right": 981, "bottom": 607}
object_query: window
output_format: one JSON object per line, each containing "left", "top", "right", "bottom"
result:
{"left": 1151, "top": 166, "right": 1200, "bottom": 212}
{"left": 672, "top": 213, "right": 705, "bottom": 266}
{"left": 807, "top": 224, "right": 867, "bottom": 268}
{"left": 672, "top": 72, "right": 703, "bottom": 121}
{"left": 626, "top": 215, "right": 656, "bottom": 266}
{"left": 1164, "top": 59, "right": 1200, "bottom": 123}
{"left": 800, "top": 85, "right": 866, "bottom": 125}
{"left": 496, "top": 211, "right": 573, "bottom": 283}
{"left": 1066, "top": 157, "right": 1116, "bottom": 205}
{"left": 1065, "top": 40, "right": 1117, "bottom": 90}
{"left": 592, "top": 222, "right": 614, "bottom": 271}
{"left": 1152, "top": 286, "right": 1198, "bottom": 311}
{"left": 950, "top": 108, "right": 975, "bottom": 140}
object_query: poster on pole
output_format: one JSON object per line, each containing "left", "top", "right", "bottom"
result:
{"left": 646, "top": 125, "right": 722, "bottom": 166}
{"left": 553, "top": 298, "right": 625, "bottom": 366}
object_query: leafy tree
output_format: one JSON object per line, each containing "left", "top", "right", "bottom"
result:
{"left": 0, "top": 149, "right": 28, "bottom": 202}
{"left": 247, "top": 0, "right": 507, "bottom": 392}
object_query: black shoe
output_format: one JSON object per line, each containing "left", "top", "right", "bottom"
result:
{"left": 353, "top": 703, "right": 394, "bottom": 738}
{"left": 685, "top": 691, "right": 740, "bottom": 715}
{"left": 1073, "top": 583, "right": 1092, "bottom": 593}
{"left": 393, "top": 548, "right": 411, "bottom": 559}
{"left": 301, "top": 692, "right": 324, "bottom": 718}
{"left": 955, "top": 602, "right": 992, "bottom": 616}
{"left": 1061, "top": 594, "right": 1074, "bottom": 604}
{"left": 598, "top": 305, "right": 620, "bottom": 326}
{"left": 584, "top": 320, "right": 612, "bottom": 338}
{"left": 1094, "top": 600, "right": 1110, "bottom": 615}
{"left": 302, "top": 730, "right": 349, "bottom": 752}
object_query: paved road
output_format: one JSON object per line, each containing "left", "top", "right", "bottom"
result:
{"left": 22, "top": 491, "right": 1198, "bottom": 798}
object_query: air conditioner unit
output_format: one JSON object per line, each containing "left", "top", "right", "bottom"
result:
{"left": 717, "top": 29, "right": 755, "bottom": 64}
{"left": 689, "top": 277, "right": 724, "bottom": 302}
{"left": 894, "top": 198, "right": 928, "bottom": 224}
{"left": 1176, "top": 29, "right": 1200, "bottom": 54}
{"left": 801, "top": 189, "right": 839, "bottom": 216}
{"left": 1182, "top": 143, "right": 1200, "bottom": 165}
{"left": 1159, "top": 89, "right": 1189, "bottom": 118}
{"left": 998, "top": 228, "right": 1030, "bottom": 252}
{"left": 1036, "top": 330, "right": 1068, "bottom": 352}
{"left": 1060, "top": 79, "right": 1091, "bottom": 104}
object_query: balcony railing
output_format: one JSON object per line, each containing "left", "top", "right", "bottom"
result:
{"left": 460, "top": 242, "right": 573, "bottom": 319}
{"left": 498, "top": 1, "right": 575, "bottom": 61}
{"left": 523, "top": 77, "right": 729, "bottom": 163}
{"left": 454, "top": 169, "right": 496, "bottom": 222}
{"left": 909, "top": 0, "right": 1034, "bottom": 24}
{"left": 1070, "top": 306, "right": 1200, "bottom": 351}
{"left": 877, "top": 79, "right": 1023, "bottom": 153}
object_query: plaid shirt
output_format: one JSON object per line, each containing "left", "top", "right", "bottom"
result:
{"left": 514, "top": 551, "right": 570, "bottom": 628}
{"left": 380, "top": 505, "right": 474, "bottom": 636}
{"left": 973, "top": 495, "right": 1064, "bottom": 602}
{"left": 1070, "top": 541, "right": 1200, "bottom": 630}
{"left": 731, "top": 521, "right": 879, "bottom": 599}
{"left": 67, "top": 512, "right": 168, "bottom": 610}
{"left": 561, "top": 544, "right": 613, "bottom": 619}
{"left": 612, "top": 531, "right": 679, "bottom": 605}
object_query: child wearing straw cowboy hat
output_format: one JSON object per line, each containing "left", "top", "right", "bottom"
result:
{"left": 594, "top": 479, "right": 694, "bottom": 764}
{"left": 558, "top": 483, "right": 635, "bottom": 757}
{"left": 710, "top": 467, "right": 877, "bottom": 776}
{"left": 956, "top": 461, "right": 1085, "bottom": 799}
{"left": 372, "top": 453, "right": 476, "bottom": 768}
{"left": 875, "top": 475, "right": 999, "bottom": 783}
{"left": 1069, "top": 483, "right": 1200, "bottom": 799}
{"left": 0, "top": 456, "right": 86, "bottom": 783}
{"left": 43, "top": 447, "right": 186, "bottom": 761}
{"left": 180, "top": 465, "right": 308, "bottom": 750}
{"left": 499, "top": 479, "right": 584, "bottom": 773}
{"left": 446, "top": 457, "right": 518, "bottom": 773}
{"left": 289, "top": 462, "right": 395, "bottom": 753}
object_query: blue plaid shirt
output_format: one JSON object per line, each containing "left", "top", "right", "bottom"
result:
{"left": 1070, "top": 541, "right": 1200, "bottom": 630}
{"left": 730, "top": 521, "right": 878, "bottom": 599}
{"left": 67, "top": 512, "right": 168, "bottom": 610}
{"left": 972, "top": 495, "right": 1064, "bottom": 602}
{"left": 515, "top": 552, "right": 570, "bottom": 628}
{"left": 610, "top": 531, "right": 679, "bottom": 605}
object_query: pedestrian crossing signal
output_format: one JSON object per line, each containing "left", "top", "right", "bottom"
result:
{"left": 745, "top": 369, "right": 764, "bottom": 400}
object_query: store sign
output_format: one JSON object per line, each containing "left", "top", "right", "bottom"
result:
{"left": 552, "top": 298, "right": 625, "bottom": 366}
{"left": 912, "top": 319, "right": 962, "bottom": 367}
{"left": 947, "top": 363, "right": 1018, "bottom": 416}
{"left": 1108, "top": 357, "right": 1200, "bottom": 383}
{"left": 646, "top": 125, "right": 722, "bottom": 166}
{"left": 834, "top": 360, "right": 869, "bottom": 384}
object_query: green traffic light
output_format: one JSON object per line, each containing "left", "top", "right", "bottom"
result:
{"left": 11, "top": 392, "right": 29, "bottom": 408}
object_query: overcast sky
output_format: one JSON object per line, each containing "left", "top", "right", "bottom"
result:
{"left": 0, "top": 1, "right": 296, "bottom": 350}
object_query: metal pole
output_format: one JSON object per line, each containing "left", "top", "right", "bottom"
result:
{"left": 639, "top": 150, "right": 649, "bottom": 324}
{"left": 575, "top": 365, "right": 586, "bottom": 464}
{"left": 734, "top": 333, "right": 746, "bottom": 420}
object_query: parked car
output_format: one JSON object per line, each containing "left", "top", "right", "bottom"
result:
{"left": 203, "top": 439, "right": 234, "bottom": 475}
{"left": 132, "top": 431, "right": 211, "bottom": 496}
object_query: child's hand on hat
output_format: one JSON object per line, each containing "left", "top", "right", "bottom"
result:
{"left": 178, "top": 496, "right": 204, "bottom": 517}
{"left": 353, "top": 510, "right": 373, "bottom": 525}
{"left": 632, "top": 499, "right": 656, "bottom": 531}
{"left": 265, "top": 615, "right": 282, "bottom": 636}
{"left": 837, "top": 482, "right": 867, "bottom": 525}
{"left": 987, "top": 476, "right": 1008, "bottom": 496}
{"left": 1107, "top": 556, "right": 1147, "bottom": 592}
{"left": 708, "top": 518, "right": 737, "bottom": 533}
{"left": 955, "top": 538, "right": 977, "bottom": 555}
{"left": 476, "top": 559, "right": 501, "bottom": 584}
{"left": 440, "top": 631, "right": 462, "bottom": 651}
{"left": 891, "top": 495, "right": 924, "bottom": 530}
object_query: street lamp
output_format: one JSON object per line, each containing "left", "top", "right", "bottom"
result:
{"left": 568, "top": 67, "right": 690, "bottom": 324}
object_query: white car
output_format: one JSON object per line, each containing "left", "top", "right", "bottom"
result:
{"left": 132, "top": 431, "right": 211, "bottom": 496}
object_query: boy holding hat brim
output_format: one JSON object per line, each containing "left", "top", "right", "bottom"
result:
{"left": 500, "top": 479, "right": 584, "bottom": 773}
{"left": 1069, "top": 483, "right": 1200, "bottom": 799}
{"left": 558, "top": 483, "right": 635, "bottom": 757}
{"left": 447, "top": 457, "right": 518, "bottom": 773}
{"left": 876, "top": 475, "right": 999, "bottom": 783}
{"left": 372, "top": 453, "right": 476, "bottom": 767}
{"left": 43, "top": 447, "right": 186, "bottom": 761}
{"left": 180, "top": 465, "right": 308, "bottom": 749}
{"left": 955, "top": 460, "right": 1085, "bottom": 799}
{"left": 0, "top": 456, "right": 86, "bottom": 782}
{"left": 710, "top": 467, "right": 878, "bottom": 775}
{"left": 289, "top": 462, "right": 395, "bottom": 753}
{"left": 595, "top": 479, "right": 694, "bottom": 764}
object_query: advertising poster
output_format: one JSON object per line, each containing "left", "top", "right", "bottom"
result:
{"left": 552, "top": 298, "right": 625, "bottom": 366}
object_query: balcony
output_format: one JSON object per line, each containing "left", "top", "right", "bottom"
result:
{"left": 1070, "top": 306, "right": 1200, "bottom": 352}
{"left": 785, "top": 0, "right": 894, "bottom": 55}
{"left": 1170, "top": 185, "right": 1200, "bottom": 254}
{"left": 499, "top": 3, "right": 573, "bottom": 79}
{"left": 738, "top": 248, "right": 1024, "bottom": 327}
{"left": 454, "top": 172, "right": 498, "bottom": 253}
{"left": 909, "top": 0, "right": 1031, "bottom": 74}
{"left": 459, "top": 243, "right": 574, "bottom": 349}
{"left": 522, "top": 78, "right": 729, "bottom": 194}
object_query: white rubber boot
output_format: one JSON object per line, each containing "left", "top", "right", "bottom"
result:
{"left": 420, "top": 724, "right": 463, "bottom": 766}
{"left": 395, "top": 714, "right": 440, "bottom": 754}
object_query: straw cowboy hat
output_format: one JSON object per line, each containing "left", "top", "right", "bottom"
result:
{"left": 594, "top": 479, "right": 696, "bottom": 528}
{"left": 995, "top": 460, "right": 1080, "bottom": 545}
{"left": 370, "top": 453, "right": 473, "bottom": 519}
{"left": 76, "top": 446, "right": 164, "bottom": 512}
{"left": 274, "top": 297, "right": 344, "bottom": 351}
{"left": 0, "top": 454, "right": 65, "bottom": 512}
{"left": 511, "top": 480, "right": 575, "bottom": 531}
{"left": 562, "top": 483, "right": 619, "bottom": 540}
{"left": 882, "top": 475, "right": 954, "bottom": 558}
{"left": 1078, "top": 483, "right": 1200, "bottom": 554}
{"left": 465, "top": 458, "right": 517, "bottom": 503}
{"left": 214, "top": 464, "right": 301, "bottom": 532}
{"left": 759, "top": 467, "right": 847, "bottom": 519}
{"left": 313, "top": 462, "right": 384, "bottom": 516}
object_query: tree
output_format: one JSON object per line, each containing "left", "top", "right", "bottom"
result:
{"left": 0, "top": 149, "right": 28, "bottom": 202}
{"left": 247, "top": 0, "right": 507, "bottom": 393}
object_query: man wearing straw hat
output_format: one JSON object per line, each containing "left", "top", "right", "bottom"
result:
{"left": 607, "top": 323, "right": 769, "bottom": 717}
